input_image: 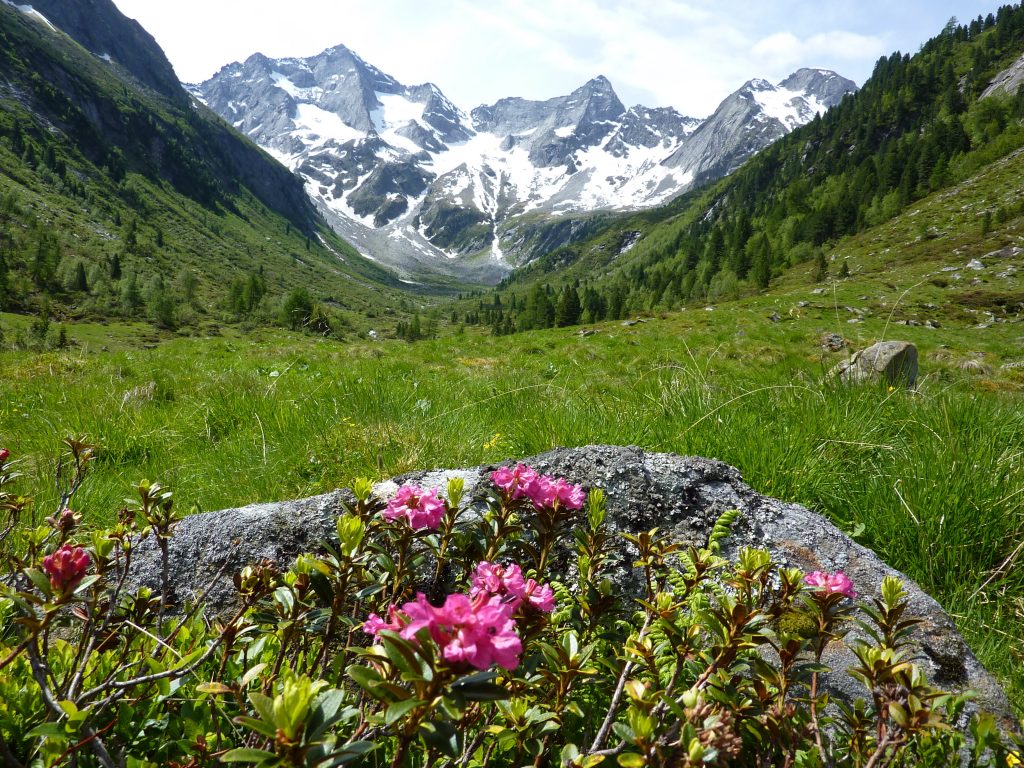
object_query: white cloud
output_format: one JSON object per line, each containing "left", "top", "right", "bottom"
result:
{"left": 752, "top": 30, "right": 887, "bottom": 73}
{"left": 110, "top": 0, "right": 999, "bottom": 118}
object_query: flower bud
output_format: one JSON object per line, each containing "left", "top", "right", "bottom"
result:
{"left": 46, "top": 508, "right": 81, "bottom": 536}
{"left": 42, "top": 544, "right": 91, "bottom": 594}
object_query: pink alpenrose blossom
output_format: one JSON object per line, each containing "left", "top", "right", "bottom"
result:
{"left": 437, "top": 594, "right": 522, "bottom": 671}
{"left": 470, "top": 561, "right": 526, "bottom": 600}
{"left": 42, "top": 544, "right": 91, "bottom": 593}
{"left": 521, "top": 578, "right": 556, "bottom": 612}
{"left": 491, "top": 464, "right": 539, "bottom": 500}
{"left": 0, "top": 448, "right": 9, "bottom": 463}
{"left": 470, "top": 561, "right": 556, "bottom": 613}
{"left": 523, "top": 474, "right": 586, "bottom": 512}
{"left": 382, "top": 484, "right": 446, "bottom": 530}
{"left": 362, "top": 591, "right": 523, "bottom": 671}
{"left": 805, "top": 570, "right": 857, "bottom": 599}
{"left": 549, "top": 477, "right": 586, "bottom": 510}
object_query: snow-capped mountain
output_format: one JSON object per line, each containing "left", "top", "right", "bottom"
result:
{"left": 194, "top": 45, "right": 855, "bottom": 281}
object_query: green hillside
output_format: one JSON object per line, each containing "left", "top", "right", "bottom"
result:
{"left": 0, "top": 1, "right": 420, "bottom": 340}
{"left": 471, "top": 7, "right": 1024, "bottom": 336}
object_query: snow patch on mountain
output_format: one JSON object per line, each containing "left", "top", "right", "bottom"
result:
{"left": 2, "top": 0, "right": 56, "bottom": 30}
{"left": 195, "top": 45, "right": 856, "bottom": 281}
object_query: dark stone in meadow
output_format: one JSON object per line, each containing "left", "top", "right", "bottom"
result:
{"left": 820, "top": 332, "right": 845, "bottom": 351}
{"left": 131, "top": 445, "right": 1015, "bottom": 731}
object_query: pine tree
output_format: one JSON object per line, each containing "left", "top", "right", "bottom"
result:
{"left": 73, "top": 261, "right": 88, "bottom": 292}
{"left": 408, "top": 312, "right": 422, "bottom": 341}
{"left": 554, "top": 286, "right": 581, "bottom": 327}
{"left": 812, "top": 250, "right": 828, "bottom": 283}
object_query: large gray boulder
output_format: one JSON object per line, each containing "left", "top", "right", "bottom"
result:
{"left": 832, "top": 340, "right": 919, "bottom": 388}
{"left": 131, "top": 445, "right": 1014, "bottom": 730}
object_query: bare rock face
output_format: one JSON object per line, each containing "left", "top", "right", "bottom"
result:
{"left": 832, "top": 340, "right": 919, "bottom": 388}
{"left": 131, "top": 445, "right": 1013, "bottom": 730}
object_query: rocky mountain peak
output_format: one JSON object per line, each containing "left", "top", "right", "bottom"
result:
{"left": 196, "top": 45, "right": 854, "bottom": 282}
{"left": 780, "top": 68, "right": 858, "bottom": 107}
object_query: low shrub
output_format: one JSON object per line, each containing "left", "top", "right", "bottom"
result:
{"left": 0, "top": 442, "right": 1021, "bottom": 767}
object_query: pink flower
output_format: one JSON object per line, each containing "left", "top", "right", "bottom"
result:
{"left": 363, "top": 591, "right": 523, "bottom": 671}
{"left": 523, "top": 474, "right": 555, "bottom": 509}
{"left": 550, "top": 478, "right": 586, "bottom": 510}
{"left": 471, "top": 561, "right": 556, "bottom": 613}
{"left": 491, "top": 464, "right": 539, "bottom": 500}
{"left": 42, "top": 544, "right": 91, "bottom": 593}
{"left": 0, "top": 448, "right": 9, "bottom": 464}
{"left": 471, "top": 561, "right": 526, "bottom": 600}
{"left": 522, "top": 474, "right": 586, "bottom": 511}
{"left": 805, "top": 570, "right": 857, "bottom": 599}
{"left": 363, "top": 604, "right": 404, "bottom": 636}
{"left": 438, "top": 595, "right": 521, "bottom": 670}
{"left": 382, "top": 485, "right": 445, "bottom": 530}
{"left": 399, "top": 593, "right": 445, "bottom": 642}
{"left": 522, "top": 579, "right": 556, "bottom": 612}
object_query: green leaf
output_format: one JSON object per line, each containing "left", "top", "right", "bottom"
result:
{"left": 381, "top": 633, "right": 429, "bottom": 682}
{"left": 347, "top": 664, "right": 386, "bottom": 698}
{"left": 24, "top": 567, "right": 52, "bottom": 596}
{"left": 72, "top": 574, "right": 101, "bottom": 595}
{"left": 248, "top": 692, "right": 276, "bottom": 726}
{"left": 418, "top": 719, "right": 460, "bottom": 758}
{"left": 323, "top": 740, "right": 376, "bottom": 766}
{"left": 220, "top": 747, "right": 276, "bottom": 763}
{"left": 449, "top": 675, "right": 510, "bottom": 702}
{"left": 273, "top": 585, "right": 295, "bottom": 615}
{"left": 26, "top": 722, "right": 67, "bottom": 739}
{"left": 385, "top": 697, "right": 424, "bottom": 726}
{"left": 197, "top": 682, "right": 234, "bottom": 695}
{"left": 617, "top": 753, "right": 646, "bottom": 767}
{"left": 355, "top": 583, "right": 386, "bottom": 599}
{"left": 233, "top": 715, "right": 277, "bottom": 739}
{"left": 309, "top": 571, "right": 334, "bottom": 605}
{"left": 240, "top": 662, "right": 268, "bottom": 688}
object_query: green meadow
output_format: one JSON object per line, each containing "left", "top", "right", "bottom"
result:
{"left": 2, "top": 287, "right": 1023, "bottom": 707}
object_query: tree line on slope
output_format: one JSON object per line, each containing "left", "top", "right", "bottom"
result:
{"left": 477, "top": 5, "right": 1024, "bottom": 335}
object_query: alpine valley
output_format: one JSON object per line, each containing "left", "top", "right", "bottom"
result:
{"left": 194, "top": 47, "right": 856, "bottom": 281}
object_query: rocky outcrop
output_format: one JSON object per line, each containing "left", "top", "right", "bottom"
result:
{"left": 131, "top": 445, "right": 1012, "bottom": 730}
{"left": 983, "top": 51, "right": 1024, "bottom": 99}
{"left": 31, "top": 0, "right": 185, "bottom": 104}
{"left": 831, "top": 341, "right": 919, "bottom": 387}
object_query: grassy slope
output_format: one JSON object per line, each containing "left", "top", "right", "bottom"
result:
{"left": 1, "top": 146, "right": 1023, "bottom": 704}
{"left": 0, "top": 4, "right": 416, "bottom": 329}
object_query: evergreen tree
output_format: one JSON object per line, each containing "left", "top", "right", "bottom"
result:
{"left": 554, "top": 286, "right": 581, "bottom": 327}
{"left": 812, "top": 250, "right": 828, "bottom": 283}
{"left": 408, "top": 312, "right": 422, "bottom": 341}
{"left": 520, "top": 284, "right": 554, "bottom": 330}
{"left": 73, "top": 261, "right": 88, "bottom": 292}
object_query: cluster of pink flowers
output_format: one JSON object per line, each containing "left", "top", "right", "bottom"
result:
{"left": 365, "top": 592, "right": 522, "bottom": 670}
{"left": 364, "top": 560, "right": 556, "bottom": 671}
{"left": 381, "top": 485, "right": 446, "bottom": 530}
{"left": 491, "top": 464, "right": 586, "bottom": 511}
{"left": 805, "top": 570, "right": 857, "bottom": 599}
{"left": 42, "top": 544, "right": 91, "bottom": 593}
{"left": 470, "top": 561, "right": 555, "bottom": 612}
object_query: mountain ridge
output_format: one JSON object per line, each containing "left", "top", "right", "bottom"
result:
{"left": 195, "top": 46, "right": 856, "bottom": 282}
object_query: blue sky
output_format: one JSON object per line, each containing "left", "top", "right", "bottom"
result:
{"left": 112, "top": 0, "right": 1002, "bottom": 117}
